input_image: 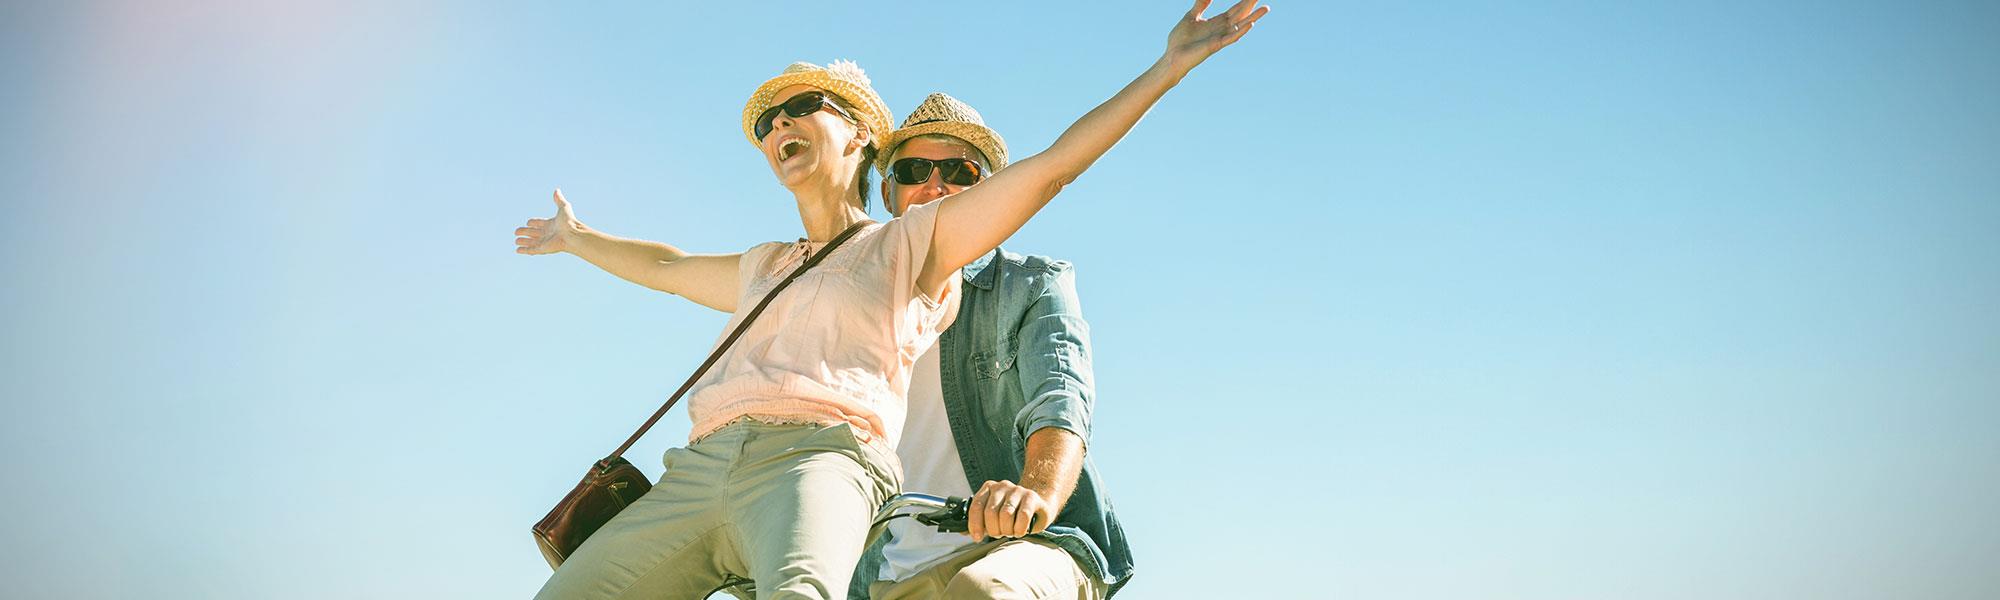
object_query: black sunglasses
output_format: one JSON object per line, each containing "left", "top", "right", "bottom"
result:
{"left": 889, "top": 157, "right": 985, "bottom": 186}
{"left": 754, "top": 91, "right": 857, "bottom": 141}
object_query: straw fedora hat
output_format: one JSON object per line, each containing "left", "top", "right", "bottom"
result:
{"left": 740, "top": 60, "right": 893, "bottom": 150}
{"left": 875, "top": 92, "right": 1010, "bottom": 173}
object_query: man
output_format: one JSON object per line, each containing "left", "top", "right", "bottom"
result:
{"left": 848, "top": 93, "right": 1133, "bottom": 599}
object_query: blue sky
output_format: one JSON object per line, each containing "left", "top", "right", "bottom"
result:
{"left": 3, "top": 1, "right": 1996, "bottom": 598}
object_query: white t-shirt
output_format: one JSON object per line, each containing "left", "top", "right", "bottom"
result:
{"left": 879, "top": 344, "right": 980, "bottom": 581}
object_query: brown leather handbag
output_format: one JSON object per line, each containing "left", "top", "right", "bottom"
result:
{"left": 532, "top": 221, "right": 872, "bottom": 569}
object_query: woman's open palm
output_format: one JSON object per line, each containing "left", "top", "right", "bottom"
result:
{"left": 515, "top": 189, "right": 578, "bottom": 255}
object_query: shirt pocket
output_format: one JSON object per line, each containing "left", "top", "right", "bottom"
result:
{"left": 970, "top": 348, "right": 1016, "bottom": 380}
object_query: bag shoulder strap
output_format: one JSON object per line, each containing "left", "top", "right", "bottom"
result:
{"left": 605, "top": 220, "right": 874, "bottom": 460}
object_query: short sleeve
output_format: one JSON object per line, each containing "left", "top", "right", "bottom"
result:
{"left": 736, "top": 241, "right": 788, "bottom": 301}
{"left": 878, "top": 198, "right": 948, "bottom": 303}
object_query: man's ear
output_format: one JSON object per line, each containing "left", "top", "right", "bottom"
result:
{"left": 880, "top": 176, "right": 899, "bottom": 216}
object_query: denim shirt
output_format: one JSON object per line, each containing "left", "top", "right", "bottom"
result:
{"left": 848, "top": 248, "right": 1134, "bottom": 598}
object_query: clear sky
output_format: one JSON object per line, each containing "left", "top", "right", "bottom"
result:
{"left": 3, "top": 1, "right": 1996, "bottom": 598}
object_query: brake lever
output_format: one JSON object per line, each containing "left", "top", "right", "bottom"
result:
{"left": 912, "top": 495, "right": 971, "bottom": 533}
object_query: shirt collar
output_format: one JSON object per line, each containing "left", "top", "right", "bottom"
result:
{"left": 961, "top": 248, "right": 1002, "bottom": 290}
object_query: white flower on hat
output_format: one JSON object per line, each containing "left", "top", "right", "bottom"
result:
{"left": 824, "top": 59, "right": 872, "bottom": 87}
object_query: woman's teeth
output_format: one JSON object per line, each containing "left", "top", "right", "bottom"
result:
{"left": 779, "top": 139, "right": 811, "bottom": 161}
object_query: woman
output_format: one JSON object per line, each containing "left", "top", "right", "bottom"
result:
{"left": 515, "top": 2, "right": 1268, "bottom": 598}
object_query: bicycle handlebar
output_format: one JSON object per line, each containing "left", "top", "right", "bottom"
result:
{"left": 869, "top": 492, "right": 971, "bottom": 535}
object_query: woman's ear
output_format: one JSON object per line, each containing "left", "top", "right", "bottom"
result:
{"left": 849, "top": 123, "right": 871, "bottom": 153}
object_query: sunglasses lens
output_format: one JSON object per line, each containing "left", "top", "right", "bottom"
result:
{"left": 753, "top": 106, "right": 782, "bottom": 140}
{"left": 783, "top": 92, "right": 825, "bottom": 117}
{"left": 892, "top": 158, "right": 933, "bottom": 185}
{"left": 940, "top": 160, "right": 982, "bottom": 186}
{"left": 890, "top": 158, "right": 983, "bottom": 186}
{"left": 755, "top": 92, "right": 827, "bottom": 141}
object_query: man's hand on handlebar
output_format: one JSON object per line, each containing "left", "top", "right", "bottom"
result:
{"left": 966, "top": 479, "right": 1056, "bottom": 540}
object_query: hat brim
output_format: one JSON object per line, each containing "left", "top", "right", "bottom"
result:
{"left": 742, "top": 73, "right": 893, "bottom": 150}
{"left": 874, "top": 121, "right": 1010, "bottom": 173}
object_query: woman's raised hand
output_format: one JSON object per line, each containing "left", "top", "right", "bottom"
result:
{"left": 515, "top": 189, "right": 581, "bottom": 255}
{"left": 1165, "top": 0, "right": 1270, "bottom": 74}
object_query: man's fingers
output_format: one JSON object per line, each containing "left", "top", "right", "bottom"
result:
{"left": 1216, "top": 4, "right": 1267, "bottom": 48}
{"left": 1226, "top": 0, "right": 1256, "bottom": 19}
{"left": 1008, "top": 506, "right": 1040, "bottom": 536}
{"left": 967, "top": 486, "right": 989, "bottom": 539}
{"left": 982, "top": 489, "right": 1032, "bottom": 537}
{"left": 1007, "top": 496, "right": 1036, "bottom": 536}
{"left": 1187, "top": 0, "right": 1212, "bottom": 20}
{"left": 1238, "top": 5, "right": 1269, "bottom": 26}
{"left": 1027, "top": 508, "right": 1050, "bottom": 534}
{"left": 986, "top": 491, "right": 1011, "bottom": 537}
{"left": 1221, "top": 21, "right": 1256, "bottom": 46}
{"left": 968, "top": 481, "right": 1062, "bottom": 538}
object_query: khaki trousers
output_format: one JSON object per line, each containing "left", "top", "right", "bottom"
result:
{"left": 533, "top": 420, "right": 900, "bottom": 600}
{"left": 867, "top": 537, "right": 1104, "bottom": 600}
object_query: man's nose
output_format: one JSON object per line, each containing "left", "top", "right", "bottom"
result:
{"left": 928, "top": 166, "right": 952, "bottom": 192}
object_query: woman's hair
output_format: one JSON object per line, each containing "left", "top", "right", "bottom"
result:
{"left": 824, "top": 93, "right": 878, "bottom": 211}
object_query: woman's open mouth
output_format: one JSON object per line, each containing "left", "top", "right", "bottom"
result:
{"left": 776, "top": 137, "right": 811, "bottom": 163}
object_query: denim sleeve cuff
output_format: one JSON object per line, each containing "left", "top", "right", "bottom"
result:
{"left": 1022, "top": 414, "right": 1090, "bottom": 444}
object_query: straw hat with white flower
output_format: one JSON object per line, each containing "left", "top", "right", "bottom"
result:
{"left": 875, "top": 92, "right": 1010, "bottom": 172}
{"left": 740, "top": 60, "right": 893, "bottom": 150}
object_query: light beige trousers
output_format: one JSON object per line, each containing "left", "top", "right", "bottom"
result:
{"left": 534, "top": 420, "right": 900, "bottom": 600}
{"left": 866, "top": 537, "right": 1104, "bottom": 600}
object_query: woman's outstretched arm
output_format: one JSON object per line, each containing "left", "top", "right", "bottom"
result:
{"left": 916, "top": 0, "right": 1271, "bottom": 296}
{"left": 516, "top": 189, "right": 743, "bottom": 312}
